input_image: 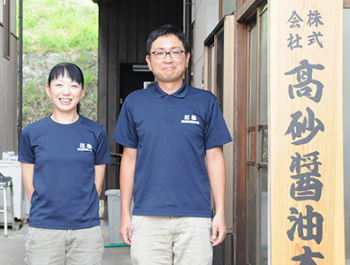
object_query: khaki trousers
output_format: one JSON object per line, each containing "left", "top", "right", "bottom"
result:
{"left": 130, "top": 215, "right": 213, "bottom": 265}
{"left": 24, "top": 226, "right": 104, "bottom": 265}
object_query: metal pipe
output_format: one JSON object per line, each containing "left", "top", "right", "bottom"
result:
{"left": 184, "top": 0, "right": 192, "bottom": 85}
{"left": 18, "top": 0, "right": 23, "bottom": 144}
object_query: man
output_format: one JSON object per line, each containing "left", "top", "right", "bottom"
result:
{"left": 113, "top": 24, "right": 232, "bottom": 265}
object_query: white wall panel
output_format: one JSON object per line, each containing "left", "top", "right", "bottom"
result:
{"left": 192, "top": 0, "right": 219, "bottom": 89}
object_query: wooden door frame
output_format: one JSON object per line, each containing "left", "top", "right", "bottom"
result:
{"left": 234, "top": 1, "right": 265, "bottom": 264}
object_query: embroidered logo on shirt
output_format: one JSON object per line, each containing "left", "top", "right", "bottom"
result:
{"left": 181, "top": 114, "right": 200, "bottom": 125}
{"left": 77, "top": 143, "right": 93, "bottom": 152}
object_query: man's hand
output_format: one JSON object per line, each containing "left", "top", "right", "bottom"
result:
{"left": 119, "top": 214, "right": 132, "bottom": 245}
{"left": 210, "top": 211, "right": 227, "bottom": 246}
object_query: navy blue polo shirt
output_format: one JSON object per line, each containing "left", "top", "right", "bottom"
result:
{"left": 113, "top": 82, "right": 232, "bottom": 217}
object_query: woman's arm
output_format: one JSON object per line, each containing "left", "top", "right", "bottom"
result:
{"left": 21, "top": 162, "right": 35, "bottom": 203}
{"left": 95, "top": 164, "right": 107, "bottom": 196}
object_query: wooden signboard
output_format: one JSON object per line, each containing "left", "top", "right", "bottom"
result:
{"left": 269, "top": 1, "right": 344, "bottom": 264}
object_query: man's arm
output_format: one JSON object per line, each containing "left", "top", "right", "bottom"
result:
{"left": 206, "top": 146, "right": 227, "bottom": 246}
{"left": 21, "top": 162, "right": 35, "bottom": 203}
{"left": 95, "top": 164, "right": 106, "bottom": 196}
{"left": 119, "top": 147, "right": 137, "bottom": 246}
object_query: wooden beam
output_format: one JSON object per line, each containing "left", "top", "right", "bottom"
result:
{"left": 233, "top": 19, "right": 248, "bottom": 265}
{"left": 345, "top": 0, "right": 350, "bottom": 8}
{"left": 98, "top": 1, "right": 110, "bottom": 199}
{"left": 236, "top": 0, "right": 265, "bottom": 22}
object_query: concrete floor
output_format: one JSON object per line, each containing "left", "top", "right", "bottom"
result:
{"left": 0, "top": 220, "right": 132, "bottom": 265}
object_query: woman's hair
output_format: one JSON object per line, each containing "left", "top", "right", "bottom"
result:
{"left": 47, "top": 62, "right": 84, "bottom": 88}
{"left": 146, "top": 24, "right": 190, "bottom": 55}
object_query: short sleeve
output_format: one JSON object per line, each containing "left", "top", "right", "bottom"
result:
{"left": 18, "top": 128, "right": 35, "bottom": 164}
{"left": 204, "top": 97, "right": 232, "bottom": 150}
{"left": 94, "top": 127, "right": 111, "bottom": 165}
{"left": 113, "top": 98, "right": 138, "bottom": 148}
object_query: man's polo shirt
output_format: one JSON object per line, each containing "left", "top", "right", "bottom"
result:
{"left": 113, "top": 82, "right": 232, "bottom": 217}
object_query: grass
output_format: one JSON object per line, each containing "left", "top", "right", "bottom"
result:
{"left": 21, "top": 0, "right": 99, "bottom": 127}
{"left": 23, "top": 0, "right": 98, "bottom": 53}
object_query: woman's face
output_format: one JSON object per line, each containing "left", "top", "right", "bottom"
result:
{"left": 45, "top": 74, "right": 85, "bottom": 115}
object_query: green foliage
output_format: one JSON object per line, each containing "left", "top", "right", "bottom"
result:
{"left": 22, "top": 0, "right": 99, "bottom": 128}
{"left": 22, "top": 79, "right": 52, "bottom": 125}
{"left": 23, "top": 0, "right": 98, "bottom": 53}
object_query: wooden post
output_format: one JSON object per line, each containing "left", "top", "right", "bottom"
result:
{"left": 269, "top": 1, "right": 344, "bottom": 264}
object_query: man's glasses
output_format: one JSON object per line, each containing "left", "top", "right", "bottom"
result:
{"left": 151, "top": 50, "right": 185, "bottom": 59}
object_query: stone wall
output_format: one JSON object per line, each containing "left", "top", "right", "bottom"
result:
{"left": 22, "top": 52, "right": 98, "bottom": 128}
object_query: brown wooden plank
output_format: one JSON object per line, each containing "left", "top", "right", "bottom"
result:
{"left": 118, "top": 0, "right": 128, "bottom": 63}
{"left": 236, "top": 0, "right": 265, "bottom": 22}
{"left": 97, "top": 2, "right": 110, "bottom": 199}
{"left": 97, "top": 3, "right": 109, "bottom": 130}
{"left": 167, "top": 0, "right": 180, "bottom": 29}
{"left": 233, "top": 20, "right": 248, "bottom": 265}
{"left": 213, "top": 234, "right": 233, "bottom": 264}
{"left": 247, "top": 125, "right": 256, "bottom": 131}
{"left": 147, "top": 0, "right": 158, "bottom": 38}
{"left": 106, "top": 0, "right": 119, "bottom": 190}
{"left": 137, "top": 0, "right": 149, "bottom": 63}
{"left": 127, "top": 0, "right": 139, "bottom": 62}
{"left": 157, "top": 0, "right": 170, "bottom": 26}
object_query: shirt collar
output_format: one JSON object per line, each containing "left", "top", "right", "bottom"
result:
{"left": 154, "top": 81, "right": 188, "bottom": 99}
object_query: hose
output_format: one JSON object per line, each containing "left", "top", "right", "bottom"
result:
{"left": 104, "top": 243, "right": 129, "bottom": 248}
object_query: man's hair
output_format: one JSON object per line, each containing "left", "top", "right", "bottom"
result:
{"left": 47, "top": 62, "right": 84, "bottom": 88}
{"left": 146, "top": 24, "right": 190, "bottom": 55}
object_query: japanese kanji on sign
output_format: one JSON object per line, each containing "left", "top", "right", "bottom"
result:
{"left": 269, "top": 1, "right": 344, "bottom": 264}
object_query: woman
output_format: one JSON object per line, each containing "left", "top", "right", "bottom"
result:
{"left": 19, "top": 62, "right": 111, "bottom": 265}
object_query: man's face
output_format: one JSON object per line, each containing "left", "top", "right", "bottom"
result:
{"left": 146, "top": 34, "right": 190, "bottom": 86}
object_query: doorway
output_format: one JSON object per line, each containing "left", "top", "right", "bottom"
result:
{"left": 120, "top": 63, "right": 155, "bottom": 107}
{"left": 116, "top": 63, "right": 155, "bottom": 170}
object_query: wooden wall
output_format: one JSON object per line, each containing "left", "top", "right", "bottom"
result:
{"left": 0, "top": 0, "right": 18, "bottom": 156}
{"left": 96, "top": 0, "right": 183, "bottom": 197}
{"left": 0, "top": 33, "right": 18, "bottom": 155}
